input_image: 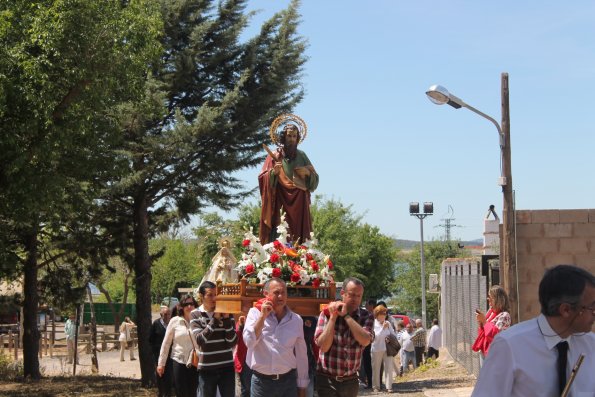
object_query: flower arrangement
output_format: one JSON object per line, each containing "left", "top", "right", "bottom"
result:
{"left": 236, "top": 213, "right": 334, "bottom": 287}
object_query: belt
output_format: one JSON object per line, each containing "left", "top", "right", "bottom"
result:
{"left": 253, "top": 369, "right": 294, "bottom": 381}
{"left": 316, "top": 371, "right": 359, "bottom": 383}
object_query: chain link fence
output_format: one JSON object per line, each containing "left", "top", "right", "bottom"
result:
{"left": 440, "top": 259, "right": 487, "bottom": 377}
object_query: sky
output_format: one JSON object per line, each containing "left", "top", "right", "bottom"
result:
{"left": 194, "top": 1, "right": 595, "bottom": 242}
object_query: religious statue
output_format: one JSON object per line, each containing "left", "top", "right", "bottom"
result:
{"left": 259, "top": 114, "right": 319, "bottom": 244}
{"left": 200, "top": 237, "right": 238, "bottom": 284}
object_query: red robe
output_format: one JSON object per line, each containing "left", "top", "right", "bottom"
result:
{"left": 258, "top": 149, "right": 318, "bottom": 244}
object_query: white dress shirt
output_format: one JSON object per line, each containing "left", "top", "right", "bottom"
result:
{"left": 243, "top": 306, "right": 309, "bottom": 388}
{"left": 472, "top": 314, "right": 595, "bottom": 397}
{"left": 427, "top": 324, "right": 442, "bottom": 350}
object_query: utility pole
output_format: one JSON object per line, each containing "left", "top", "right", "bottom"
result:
{"left": 500, "top": 73, "right": 517, "bottom": 323}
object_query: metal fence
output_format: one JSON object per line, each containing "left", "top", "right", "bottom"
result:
{"left": 440, "top": 259, "right": 487, "bottom": 377}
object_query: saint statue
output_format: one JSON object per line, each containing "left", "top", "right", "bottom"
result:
{"left": 200, "top": 237, "right": 238, "bottom": 284}
{"left": 259, "top": 114, "right": 319, "bottom": 244}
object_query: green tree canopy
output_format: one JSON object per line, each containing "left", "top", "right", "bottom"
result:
{"left": 391, "top": 241, "right": 468, "bottom": 320}
{"left": 0, "top": 0, "right": 162, "bottom": 378}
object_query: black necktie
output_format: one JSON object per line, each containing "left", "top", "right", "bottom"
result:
{"left": 556, "top": 341, "right": 569, "bottom": 395}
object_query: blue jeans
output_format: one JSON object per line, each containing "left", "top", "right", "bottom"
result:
{"left": 251, "top": 369, "right": 297, "bottom": 397}
{"left": 239, "top": 362, "right": 253, "bottom": 397}
{"left": 198, "top": 367, "right": 235, "bottom": 397}
{"left": 402, "top": 350, "right": 416, "bottom": 372}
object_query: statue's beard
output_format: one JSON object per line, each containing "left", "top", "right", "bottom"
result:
{"left": 283, "top": 143, "right": 298, "bottom": 160}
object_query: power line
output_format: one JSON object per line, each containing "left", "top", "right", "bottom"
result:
{"left": 435, "top": 205, "right": 462, "bottom": 241}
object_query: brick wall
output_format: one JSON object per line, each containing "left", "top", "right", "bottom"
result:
{"left": 515, "top": 209, "right": 595, "bottom": 321}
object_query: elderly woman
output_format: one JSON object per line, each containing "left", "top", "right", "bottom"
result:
{"left": 158, "top": 294, "right": 199, "bottom": 397}
{"left": 371, "top": 304, "right": 397, "bottom": 393}
{"left": 472, "top": 285, "right": 511, "bottom": 366}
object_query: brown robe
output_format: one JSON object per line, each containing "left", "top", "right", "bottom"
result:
{"left": 258, "top": 148, "right": 318, "bottom": 244}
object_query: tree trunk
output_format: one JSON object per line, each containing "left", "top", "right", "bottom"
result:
{"left": 23, "top": 229, "right": 41, "bottom": 379}
{"left": 133, "top": 193, "right": 156, "bottom": 387}
{"left": 98, "top": 270, "right": 130, "bottom": 333}
{"left": 86, "top": 285, "right": 99, "bottom": 373}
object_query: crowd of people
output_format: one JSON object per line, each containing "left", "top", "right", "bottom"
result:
{"left": 145, "top": 264, "right": 593, "bottom": 397}
{"left": 148, "top": 277, "right": 445, "bottom": 397}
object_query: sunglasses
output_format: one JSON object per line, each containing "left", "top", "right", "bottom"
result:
{"left": 182, "top": 301, "right": 196, "bottom": 307}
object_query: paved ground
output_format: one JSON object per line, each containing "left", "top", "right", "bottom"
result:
{"left": 40, "top": 347, "right": 142, "bottom": 378}
{"left": 40, "top": 348, "right": 474, "bottom": 397}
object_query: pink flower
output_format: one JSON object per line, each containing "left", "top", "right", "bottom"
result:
{"left": 272, "top": 267, "right": 282, "bottom": 278}
{"left": 270, "top": 253, "right": 280, "bottom": 263}
{"left": 246, "top": 264, "right": 255, "bottom": 274}
{"left": 242, "top": 239, "right": 250, "bottom": 247}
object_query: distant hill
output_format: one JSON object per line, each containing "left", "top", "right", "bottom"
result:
{"left": 394, "top": 238, "right": 483, "bottom": 249}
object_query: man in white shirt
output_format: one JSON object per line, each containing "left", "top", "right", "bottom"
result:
{"left": 426, "top": 318, "right": 442, "bottom": 360}
{"left": 243, "top": 277, "right": 308, "bottom": 397}
{"left": 472, "top": 264, "right": 595, "bottom": 397}
{"left": 399, "top": 323, "right": 415, "bottom": 374}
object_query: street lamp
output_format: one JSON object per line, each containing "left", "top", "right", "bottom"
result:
{"left": 425, "top": 73, "right": 518, "bottom": 323}
{"left": 410, "top": 201, "right": 433, "bottom": 329}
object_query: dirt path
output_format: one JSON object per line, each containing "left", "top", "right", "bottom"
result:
{"left": 0, "top": 348, "right": 476, "bottom": 396}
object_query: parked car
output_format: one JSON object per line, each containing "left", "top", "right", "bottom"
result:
{"left": 391, "top": 314, "right": 411, "bottom": 327}
{"left": 161, "top": 297, "right": 179, "bottom": 310}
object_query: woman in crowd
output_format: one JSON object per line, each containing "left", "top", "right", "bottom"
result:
{"left": 157, "top": 294, "right": 199, "bottom": 397}
{"left": 371, "top": 304, "right": 397, "bottom": 393}
{"left": 118, "top": 316, "right": 136, "bottom": 362}
{"left": 472, "top": 285, "right": 511, "bottom": 366}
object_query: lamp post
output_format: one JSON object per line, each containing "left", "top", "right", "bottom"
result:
{"left": 410, "top": 201, "right": 433, "bottom": 329}
{"left": 425, "top": 73, "right": 517, "bottom": 323}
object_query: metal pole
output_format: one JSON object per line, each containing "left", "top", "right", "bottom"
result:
{"left": 420, "top": 216, "right": 427, "bottom": 329}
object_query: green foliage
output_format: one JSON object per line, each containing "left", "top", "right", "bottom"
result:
{"left": 0, "top": 353, "right": 23, "bottom": 381}
{"left": 311, "top": 198, "right": 397, "bottom": 299}
{"left": 150, "top": 237, "right": 201, "bottom": 302}
{"left": 391, "top": 241, "right": 469, "bottom": 318}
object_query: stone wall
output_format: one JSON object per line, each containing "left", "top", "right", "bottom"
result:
{"left": 515, "top": 209, "right": 595, "bottom": 321}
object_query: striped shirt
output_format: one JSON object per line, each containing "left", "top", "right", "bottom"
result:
{"left": 189, "top": 305, "right": 237, "bottom": 370}
{"left": 314, "top": 307, "right": 374, "bottom": 377}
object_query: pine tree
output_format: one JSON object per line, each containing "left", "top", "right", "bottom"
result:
{"left": 104, "top": 0, "right": 307, "bottom": 385}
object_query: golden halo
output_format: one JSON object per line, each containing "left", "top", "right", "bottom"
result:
{"left": 269, "top": 114, "right": 308, "bottom": 147}
{"left": 218, "top": 236, "right": 234, "bottom": 249}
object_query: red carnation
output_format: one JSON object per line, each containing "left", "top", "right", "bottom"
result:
{"left": 310, "top": 261, "right": 319, "bottom": 272}
{"left": 246, "top": 264, "right": 255, "bottom": 274}
{"left": 273, "top": 240, "right": 284, "bottom": 250}
{"left": 288, "top": 260, "right": 297, "bottom": 271}
{"left": 327, "top": 259, "right": 334, "bottom": 269}
{"left": 270, "top": 253, "right": 280, "bottom": 263}
{"left": 306, "top": 253, "right": 313, "bottom": 261}
{"left": 242, "top": 239, "right": 250, "bottom": 247}
{"left": 290, "top": 272, "right": 301, "bottom": 283}
{"left": 272, "top": 267, "right": 282, "bottom": 278}
{"left": 312, "top": 278, "right": 321, "bottom": 288}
